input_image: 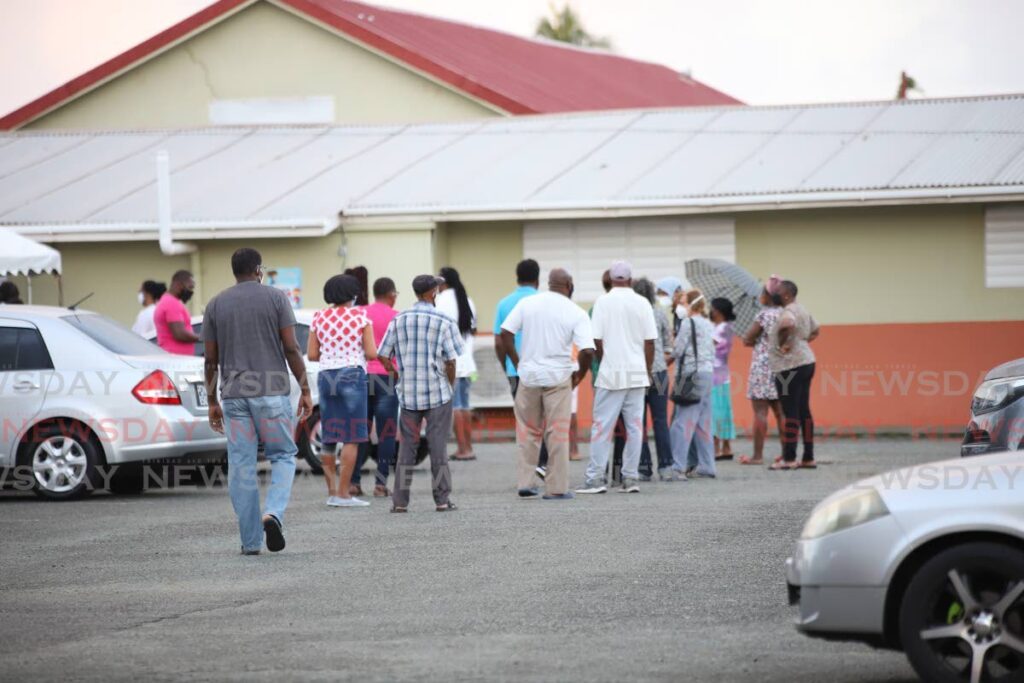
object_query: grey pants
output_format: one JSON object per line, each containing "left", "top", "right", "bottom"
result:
{"left": 392, "top": 401, "right": 453, "bottom": 508}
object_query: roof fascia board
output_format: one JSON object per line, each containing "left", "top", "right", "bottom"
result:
{"left": 9, "top": 217, "right": 338, "bottom": 242}
{"left": 1, "top": 0, "right": 259, "bottom": 130}
{"left": 269, "top": 0, "right": 513, "bottom": 116}
{"left": 340, "top": 190, "right": 1024, "bottom": 226}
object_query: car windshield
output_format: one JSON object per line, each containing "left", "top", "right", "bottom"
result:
{"left": 62, "top": 313, "right": 164, "bottom": 356}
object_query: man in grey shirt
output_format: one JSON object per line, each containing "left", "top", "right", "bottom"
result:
{"left": 203, "top": 248, "right": 313, "bottom": 555}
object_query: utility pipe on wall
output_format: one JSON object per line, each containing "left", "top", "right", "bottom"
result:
{"left": 156, "top": 150, "right": 196, "bottom": 257}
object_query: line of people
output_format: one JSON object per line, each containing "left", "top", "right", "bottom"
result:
{"left": 150, "top": 247, "right": 819, "bottom": 553}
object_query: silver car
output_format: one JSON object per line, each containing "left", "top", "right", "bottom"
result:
{"left": 0, "top": 305, "right": 225, "bottom": 500}
{"left": 787, "top": 450, "right": 1024, "bottom": 682}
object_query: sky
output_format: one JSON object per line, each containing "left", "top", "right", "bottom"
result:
{"left": 1, "top": 0, "right": 1023, "bottom": 116}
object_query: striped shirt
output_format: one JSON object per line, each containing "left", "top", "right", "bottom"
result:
{"left": 378, "top": 301, "right": 465, "bottom": 411}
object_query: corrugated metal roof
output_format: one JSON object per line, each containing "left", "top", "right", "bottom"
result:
{"left": 2, "top": 94, "right": 1024, "bottom": 238}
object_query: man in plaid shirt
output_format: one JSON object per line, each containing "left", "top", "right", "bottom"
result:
{"left": 378, "top": 274, "right": 465, "bottom": 512}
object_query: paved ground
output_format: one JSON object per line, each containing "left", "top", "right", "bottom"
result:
{"left": 0, "top": 436, "right": 961, "bottom": 682}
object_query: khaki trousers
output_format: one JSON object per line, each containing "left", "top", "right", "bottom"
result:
{"left": 513, "top": 379, "right": 573, "bottom": 495}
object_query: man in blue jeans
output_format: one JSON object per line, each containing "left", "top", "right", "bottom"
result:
{"left": 204, "top": 248, "right": 313, "bottom": 555}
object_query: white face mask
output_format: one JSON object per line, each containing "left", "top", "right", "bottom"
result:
{"left": 657, "top": 295, "right": 672, "bottom": 308}
{"left": 675, "top": 304, "right": 688, "bottom": 318}
{"left": 137, "top": 292, "right": 145, "bottom": 306}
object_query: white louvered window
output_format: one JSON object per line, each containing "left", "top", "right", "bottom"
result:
{"left": 524, "top": 217, "right": 736, "bottom": 302}
{"left": 986, "top": 206, "right": 1024, "bottom": 288}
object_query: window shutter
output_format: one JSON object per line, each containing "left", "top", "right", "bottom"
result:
{"left": 985, "top": 206, "right": 1024, "bottom": 288}
{"left": 524, "top": 217, "right": 736, "bottom": 301}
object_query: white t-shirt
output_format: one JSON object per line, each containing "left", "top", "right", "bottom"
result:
{"left": 132, "top": 304, "right": 157, "bottom": 338}
{"left": 590, "top": 287, "right": 659, "bottom": 390}
{"left": 501, "top": 291, "right": 594, "bottom": 388}
{"left": 436, "top": 288, "right": 477, "bottom": 378}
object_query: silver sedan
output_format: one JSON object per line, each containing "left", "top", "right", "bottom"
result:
{"left": 0, "top": 305, "right": 225, "bottom": 499}
{"left": 787, "top": 450, "right": 1024, "bottom": 682}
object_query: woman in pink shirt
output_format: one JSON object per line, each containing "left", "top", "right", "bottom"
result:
{"left": 352, "top": 276, "right": 401, "bottom": 498}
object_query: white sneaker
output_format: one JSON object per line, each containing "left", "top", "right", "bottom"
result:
{"left": 326, "top": 496, "right": 344, "bottom": 507}
{"left": 335, "top": 497, "right": 370, "bottom": 508}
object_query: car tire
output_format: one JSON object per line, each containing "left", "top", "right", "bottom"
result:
{"left": 19, "top": 422, "right": 102, "bottom": 501}
{"left": 108, "top": 465, "right": 145, "bottom": 495}
{"left": 899, "top": 541, "right": 1024, "bottom": 683}
{"left": 296, "top": 408, "right": 324, "bottom": 475}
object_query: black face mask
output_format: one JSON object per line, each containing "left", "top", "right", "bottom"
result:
{"left": 568, "top": 285, "right": 575, "bottom": 300}
{"left": 179, "top": 289, "right": 194, "bottom": 304}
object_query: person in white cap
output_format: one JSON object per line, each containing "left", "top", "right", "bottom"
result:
{"left": 577, "top": 261, "right": 658, "bottom": 494}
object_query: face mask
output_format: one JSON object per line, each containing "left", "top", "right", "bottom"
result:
{"left": 568, "top": 285, "right": 575, "bottom": 300}
{"left": 180, "top": 289, "right": 194, "bottom": 304}
{"left": 675, "top": 304, "right": 687, "bottom": 319}
{"left": 137, "top": 292, "right": 145, "bottom": 306}
{"left": 657, "top": 295, "right": 671, "bottom": 308}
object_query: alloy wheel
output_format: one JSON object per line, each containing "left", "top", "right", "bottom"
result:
{"left": 918, "top": 568, "right": 1024, "bottom": 683}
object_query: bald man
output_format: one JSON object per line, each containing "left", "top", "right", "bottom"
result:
{"left": 500, "top": 269, "right": 595, "bottom": 499}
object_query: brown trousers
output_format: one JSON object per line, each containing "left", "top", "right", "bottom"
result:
{"left": 513, "top": 379, "right": 572, "bottom": 495}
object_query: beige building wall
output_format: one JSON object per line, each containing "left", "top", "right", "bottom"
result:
{"left": 27, "top": 1, "right": 498, "bottom": 130}
{"left": 9, "top": 242, "right": 190, "bottom": 324}
{"left": 735, "top": 205, "right": 1024, "bottom": 325}
{"left": 436, "top": 221, "right": 524, "bottom": 332}
{"left": 344, "top": 225, "right": 437, "bottom": 311}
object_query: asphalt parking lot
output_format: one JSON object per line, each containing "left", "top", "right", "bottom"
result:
{"left": 0, "top": 436, "right": 961, "bottom": 682}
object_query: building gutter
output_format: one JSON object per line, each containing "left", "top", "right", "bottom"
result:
{"left": 156, "top": 150, "right": 196, "bottom": 256}
{"left": 9, "top": 218, "right": 339, "bottom": 243}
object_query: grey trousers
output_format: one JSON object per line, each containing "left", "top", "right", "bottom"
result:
{"left": 392, "top": 401, "right": 453, "bottom": 508}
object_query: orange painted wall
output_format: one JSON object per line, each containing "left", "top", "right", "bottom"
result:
{"left": 477, "top": 320, "right": 1024, "bottom": 437}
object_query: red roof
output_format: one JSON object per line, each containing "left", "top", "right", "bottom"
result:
{"left": 0, "top": 0, "right": 740, "bottom": 129}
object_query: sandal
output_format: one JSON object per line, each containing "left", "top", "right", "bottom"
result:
{"left": 768, "top": 462, "right": 798, "bottom": 471}
{"left": 436, "top": 502, "right": 458, "bottom": 512}
{"left": 390, "top": 505, "right": 408, "bottom": 513}
{"left": 715, "top": 453, "right": 734, "bottom": 461}
{"left": 450, "top": 454, "right": 477, "bottom": 461}
{"left": 737, "top": 456, "right": 763, "bottom": 466}
{"left": 798, "top": 461, "right": 818, "bottom": 469}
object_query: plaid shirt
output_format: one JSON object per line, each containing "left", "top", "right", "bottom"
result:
{"left": 378, "top": 301, "right": 465, "bottom": 411}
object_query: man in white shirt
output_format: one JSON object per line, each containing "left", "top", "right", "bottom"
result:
{"left": 500, "top": 268, "right": 594, "bottom": 499}
{"left": 131, "top": 280, "right": 165, "bottom": 338}
{"left": 578, "top": 261, "right": 657, "bottom": 494}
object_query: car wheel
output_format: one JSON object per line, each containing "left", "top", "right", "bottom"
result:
{"left": 296, "top": 408, "right": 324, "bottom": 475}
{"left": 899, "top": 541, "right": 1024, "bottom": 683}
{"left": 20, "top": 423, "right": 101, "bottom": 501}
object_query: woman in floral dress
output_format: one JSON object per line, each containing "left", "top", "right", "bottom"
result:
{"left": 738, "top": 276, "right": 784, "bottom": 466}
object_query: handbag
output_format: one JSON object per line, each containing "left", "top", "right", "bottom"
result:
{"left": 672, "top": 318, "right": 704, "bottom": 406}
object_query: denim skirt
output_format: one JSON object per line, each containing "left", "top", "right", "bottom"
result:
{"left": 318, "top": 367, "right": 369, "bottom": 446}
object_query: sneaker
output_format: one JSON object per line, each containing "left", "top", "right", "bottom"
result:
{"left": 326, "top": 496, "right": 344, "bottom": 507}
{"left": 262, "top": 514, "right": 285, "bottom": 553}
{"left": 535, "top": 466, "right": 548, "bottom": 480}
{"left": 542, "top": 492, "right": 575, "bottom": 500}
{"left": 638, "top": 473, "right": 653, "bottom": 482}
{"left": 659, "top": 469, "right": 687, "bottom": 482}
{"left": 335, "top": 497, "right": 371, "bottom": 507}
{"left": 619, "top": 477, "right": 641, "bottom": 493}
{"left": 575, "top": 479, "right": 607, "bottom": 494}
{"left": 518, "top": 487, "right": 541, "bottom": 498}
{"left": 688, "top": 470, "right": 716, "bottom": 479}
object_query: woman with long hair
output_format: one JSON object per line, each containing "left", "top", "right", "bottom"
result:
{"left": 307, "top": 274, "right": 377, "bottom": 507}
{"left": 709, "top": 297, "right": 737, "bottom": 460}
{"left": 739, "top": 277, "right": 785, "bottom": 466}
{"left": 436, "top": 266, "right": 477, "bottom": 460}
{"left": 669, "top": 289, "right": 716, "bottom": 479}
{"left": 343, "top": 266, "right": 369, "bottom": 307}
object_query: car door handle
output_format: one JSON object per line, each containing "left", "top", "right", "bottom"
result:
{"left": 14, "top": 381, "right": 40, "bottom": 392}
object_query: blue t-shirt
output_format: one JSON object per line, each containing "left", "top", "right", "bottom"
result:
{"left": 493, "top": 285, "right": 538, "bottom": 377}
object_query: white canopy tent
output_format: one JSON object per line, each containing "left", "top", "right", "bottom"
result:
{"left": 0, "top": 228, "right": 63, "bottom": 304}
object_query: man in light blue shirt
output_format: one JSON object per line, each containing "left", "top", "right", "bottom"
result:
{"left": 493, "top": 258, "right": 548, "bottom": 480}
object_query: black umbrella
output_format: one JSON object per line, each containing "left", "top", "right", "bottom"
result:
{"left": 684, "top": 259, "right": 762, "bottom": 335}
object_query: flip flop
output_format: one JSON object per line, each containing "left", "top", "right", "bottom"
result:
{"left": 737, "top": 456, "right": 763, "bottom": 466}
{"left": 798, "top": 461, "right": 818, "bottom": 469}
{"left": 767, "top": 462, "right": 798, "bottom": 471}
{"left": 390, "top": 505, "right": 408, "bottom": 513}
{"left": 715, "top": 454, "right": 734, "bottom": 461}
